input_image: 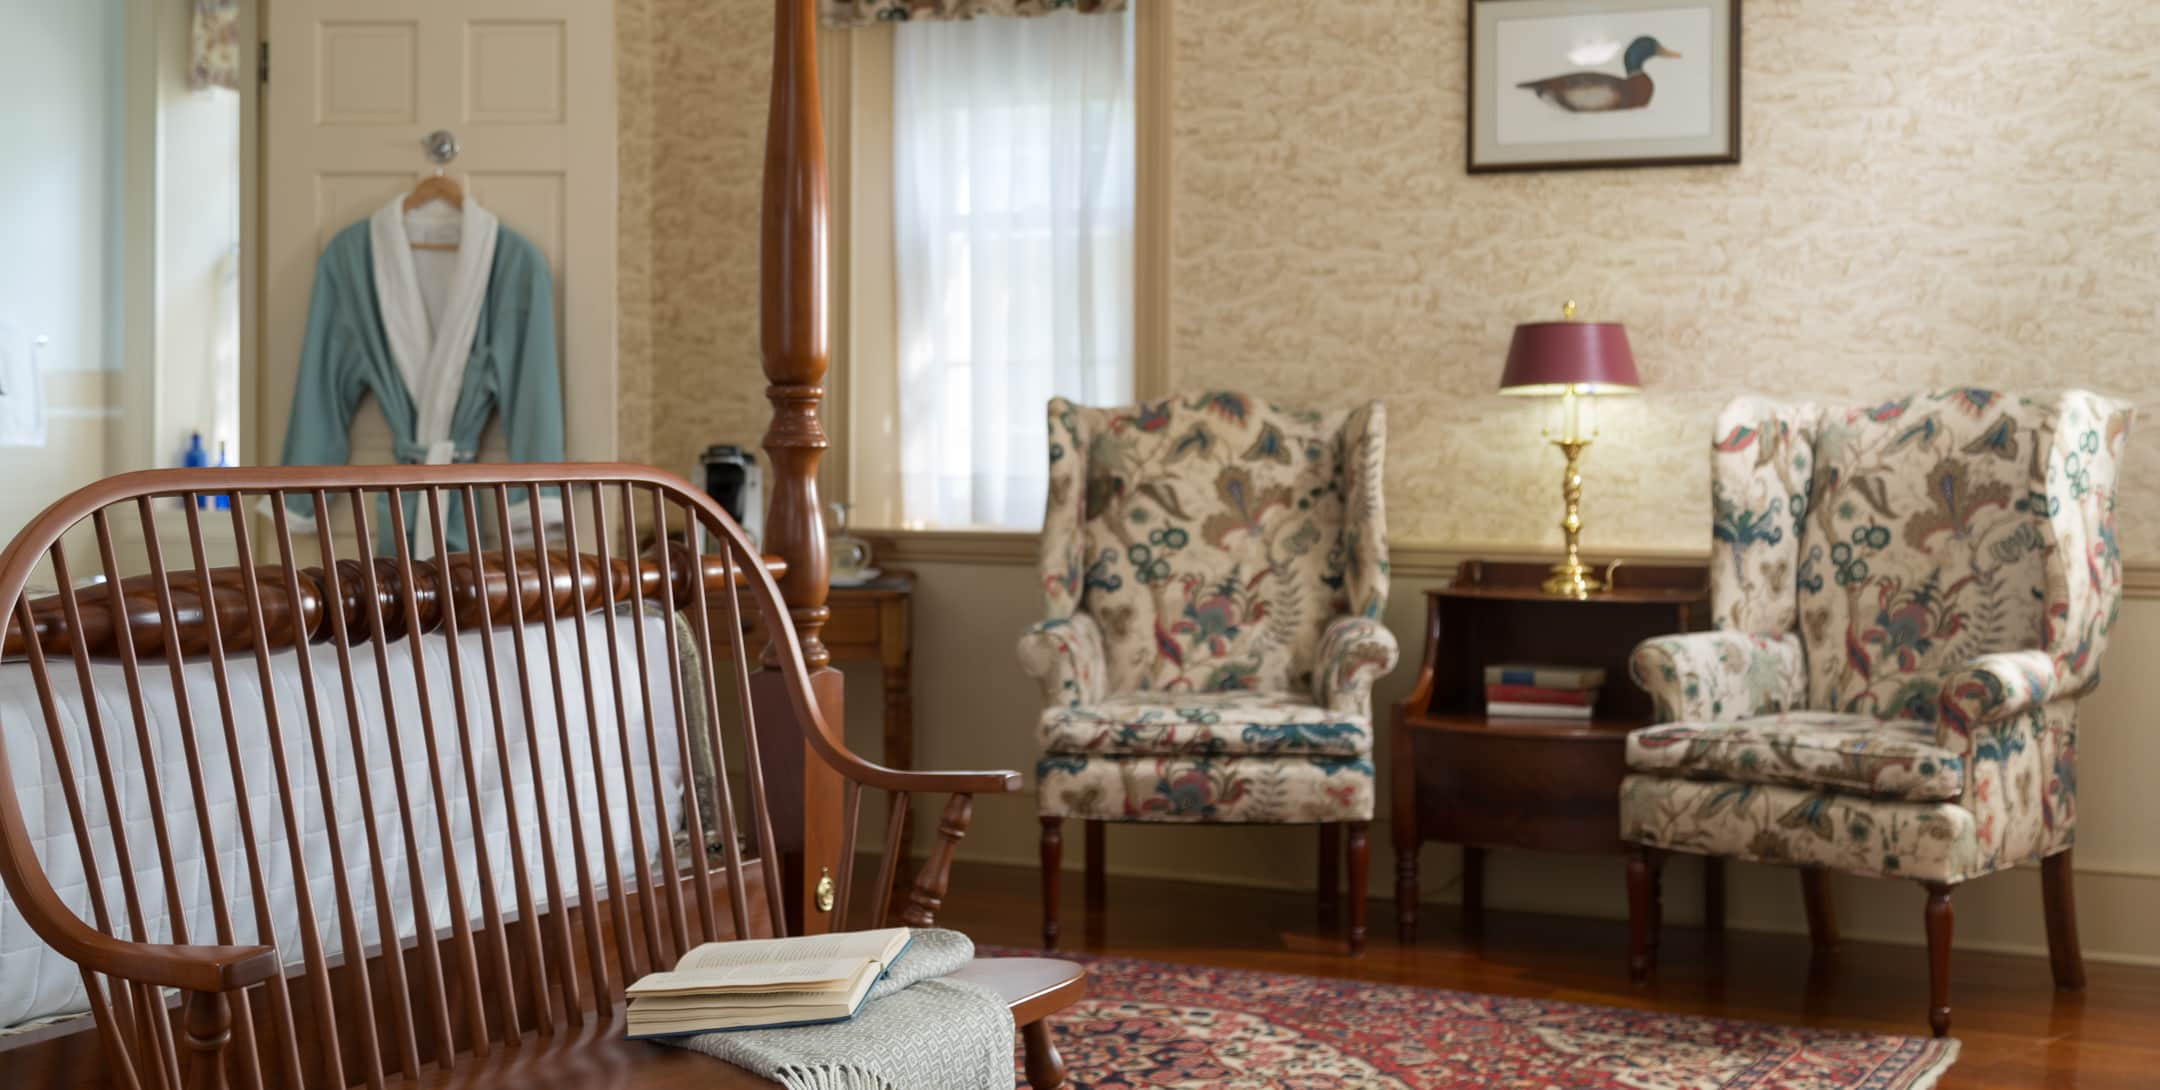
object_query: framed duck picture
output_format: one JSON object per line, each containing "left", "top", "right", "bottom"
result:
{"left": 1468, "top": 0, "right": 1740, "bottom": 173}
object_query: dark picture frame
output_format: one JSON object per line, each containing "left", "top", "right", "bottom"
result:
{"left": 1467, "top": 0, "right": 1741, "bottom": 173}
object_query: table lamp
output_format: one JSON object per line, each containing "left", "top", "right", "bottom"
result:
{"left": 1499, "top": 301, "right": 1641, "bottom": 598}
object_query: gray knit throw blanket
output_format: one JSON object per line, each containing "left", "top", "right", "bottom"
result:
{"left": 660, "top": 929, "right": 1012, "bottom": 1090}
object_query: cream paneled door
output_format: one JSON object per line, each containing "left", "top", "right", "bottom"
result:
{"left": 261, "top": 0, "right": 616, "bottom": 468}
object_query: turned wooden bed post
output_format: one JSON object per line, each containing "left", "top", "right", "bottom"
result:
{"left": 753, "top": 0, "right": 845, "bottom": 936}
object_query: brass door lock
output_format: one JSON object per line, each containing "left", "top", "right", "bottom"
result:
{"left": 815, "top": 867, "right": 836, "bottom": 913}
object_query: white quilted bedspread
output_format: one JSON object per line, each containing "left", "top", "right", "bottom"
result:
{"left": 0, "top": 611, "right": 686, "bottom": 1030}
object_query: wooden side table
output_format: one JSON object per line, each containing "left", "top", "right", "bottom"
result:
{"left": 823, "top": 572, "right": 916, "bottom": 777}
{"left": 1391, "top": 559, "right": 1714, "bottom": 942}
{"left": 712, "top": 570, "right": 916, "bottom": 849}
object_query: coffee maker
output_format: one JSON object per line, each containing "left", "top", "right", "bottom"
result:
{"left": 697, "top": 445, "right": 763, "bottom": 545}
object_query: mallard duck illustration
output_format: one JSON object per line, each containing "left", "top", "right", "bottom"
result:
{"left": 1517, "top": 36, "right": 1680, "bottom": 113}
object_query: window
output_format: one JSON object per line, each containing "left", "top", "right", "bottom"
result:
{"left": 885, "top": 9, "right": 1136, "bottom": 530}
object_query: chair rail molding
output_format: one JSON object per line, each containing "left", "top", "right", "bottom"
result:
{"left": 862, "top": 529, "right": 2160, "bottom": 599}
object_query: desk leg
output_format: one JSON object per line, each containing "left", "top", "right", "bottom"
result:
{"left": 1390, "top": 708, "right": 1419, "bottom": 945}
{"left": 1394, "top": 845, "right": 1419, "bottom": 945}
{"left": 880, "top": 600, "right": 914, "bottom": 861}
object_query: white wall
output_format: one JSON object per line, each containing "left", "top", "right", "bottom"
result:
{"left": 0, "top": 0, "right": 127, "bottom": 550}
{"left": 0, "top": 0, "right": 126, "bottom": 375}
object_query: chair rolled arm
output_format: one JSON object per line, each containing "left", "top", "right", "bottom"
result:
{"left": 1313, "top": 615, "right": 1400, "bottom": 718}
{"left": 41, "top": 920, "right": 277, "bottom": 996}
{"left": 852, "top": 766, "right": 1023, "bottom": 795}
{"left": 0, "top": 837, "right": 282, "bottom": 996}
{"left": 1629, "top": 630, "right": 1806, "bottom": 723}
{"left": 1017, "top": 614, "right": 1107, "bottom": 709}
{"left": 1936, "top": 649, "right": 2074, "bottom": 744}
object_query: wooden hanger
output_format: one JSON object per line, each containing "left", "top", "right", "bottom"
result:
{"left": 403, "top": 172, "right": 465, "bottom": 251}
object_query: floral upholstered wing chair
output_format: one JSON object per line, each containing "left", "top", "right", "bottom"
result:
{"left": 1019, "top": 392, "right": 1397, "bottom": 953}
{"left": 1620, "top": 388, "right": 2131, "bottom": 1037}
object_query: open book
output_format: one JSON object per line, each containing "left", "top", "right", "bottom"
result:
{"left": 625, "top": 927, "right": 913, "bottom": 1038}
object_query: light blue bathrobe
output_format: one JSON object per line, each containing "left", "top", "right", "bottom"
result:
{"left": 279, "top": 198, "right": 562, "bottom": 553}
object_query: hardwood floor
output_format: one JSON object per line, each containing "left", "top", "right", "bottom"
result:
{"left": 930, "top": 859, "right": 2160, "bottom": 1090}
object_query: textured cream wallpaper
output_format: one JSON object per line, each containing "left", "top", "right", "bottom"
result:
{"left": 619, "top": 0, "right": 2157, "bottom": 557}
{"left": 1171, "top": 0, "right": 2158, "bottom": 559}
{"left": 616, "top": 0, "right": 784, "bottom": 482}
{"left": 618, "top": 0, "right": 657, "bottom": 468}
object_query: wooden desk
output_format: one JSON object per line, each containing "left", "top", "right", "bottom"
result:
{"left": 1390, "top": 559, "right": 1715, "bottom": 943}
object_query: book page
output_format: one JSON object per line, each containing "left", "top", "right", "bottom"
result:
{"left": 671, "top": 928, "right": 909, "bottom": 973}
{"left": 626, "top": 957, "right": 863, "bottom": 997}
{"left": 630, "top": 964, "right": 877, "bottom": 1010}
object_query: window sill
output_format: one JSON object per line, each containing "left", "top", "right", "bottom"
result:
{"left": 857, "top": 526, "right": 1040, "bottom": 567}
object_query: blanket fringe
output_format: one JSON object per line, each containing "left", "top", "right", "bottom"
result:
{"left": 777, "top": 1063, "right": 894, "bottom": 1090}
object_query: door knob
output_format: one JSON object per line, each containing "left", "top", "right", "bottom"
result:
{"left": 422, "top": 130, "right": 460, "bottom": 166}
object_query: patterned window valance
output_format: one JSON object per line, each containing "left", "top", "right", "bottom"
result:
{"left": 190, "top": 0, "right": 241, "bottom": 92}
{"left": 820, "top": 0, "right": 1128, "bottom": 29}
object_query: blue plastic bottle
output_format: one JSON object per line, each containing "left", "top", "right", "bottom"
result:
{"left": 213, "top": 441, "right": 232, "bottom": 509}
{"left": 182, "top": 433, "right": 210, "bottom": 509}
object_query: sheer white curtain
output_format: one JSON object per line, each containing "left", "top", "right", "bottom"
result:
{"left": 893, "top": 9, "right": 1135, "bottom": 530}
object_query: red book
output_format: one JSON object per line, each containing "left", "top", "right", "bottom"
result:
{"left": 1483, "top": 684, "right": 1595, "bottom": 706}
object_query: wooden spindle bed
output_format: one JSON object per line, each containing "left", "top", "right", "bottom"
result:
{"left": 0, "top": 3, "right": 1085, "bottom": 1087}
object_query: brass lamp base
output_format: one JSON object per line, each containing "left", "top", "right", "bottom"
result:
{"left": 1543, "top": 436, "right": 1602, "bottom": 600}
{"left": 1542, "top": 558, "right": 1604, "bottom": 599}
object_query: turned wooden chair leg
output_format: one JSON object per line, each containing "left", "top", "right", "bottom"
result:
{"left": 1317, "top": 822, "right": 1342, "bottom": 926}
{"left": 1923, "top": 882, "right": 1955, "bottom": 1038}
{"left": 1346, "top": 821, "right": 1370, "bottom": 955}
{"left": 1083, "top": 820, "right": 1107, "bottom": 913}
{"left": 1646, "top": 853, "right": 1664, "bottom": 958}
{"left": 184, "top": 990, "right": 234, "bottom": 1090}
{"left": 1021, "top": 1018, "right": 1069, "bottom": 1090}
{"left": 1801, "top": 867, "right": 1839, "bottom": 953}
{"left": 2043, "top": 850, "right": 2086, "bottom": 991}
{"left": 1040, "top": 817, "right": 1063, "bottom": 950}
{"left": 1627, "top": 845, "right": 1664, "bottom": 983}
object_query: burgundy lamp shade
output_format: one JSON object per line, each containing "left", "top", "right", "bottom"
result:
{"left": 1498, "top": 321, "right": 1641, "bottom": 396}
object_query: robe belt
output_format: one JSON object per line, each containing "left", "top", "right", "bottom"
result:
{"left": 393, "top": 440, "right": 477, "bottom": 465}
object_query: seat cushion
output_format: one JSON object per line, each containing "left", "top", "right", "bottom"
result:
{"left": 1626, "top": 711, "right": 1965, "bottom": 801}
{"left": 1037, "top": 753, "right": 1375, "bottom": 823}
{"left": 1039, "top": 692, "right": 1371, "bottom": 758}
{"left": 1620, "top": 775, "right": 1985, "bottom": 883}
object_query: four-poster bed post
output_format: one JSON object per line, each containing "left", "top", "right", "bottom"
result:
{"left": 752, "top": 0, "right": 846, "bottom": 935}
{"left": 0, "top": 1, "right": 1088, "bottom": 1079}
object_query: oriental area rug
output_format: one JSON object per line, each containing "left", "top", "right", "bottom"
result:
{"left": 1000, "top": 951, "right": 1957, "bottom": 1090}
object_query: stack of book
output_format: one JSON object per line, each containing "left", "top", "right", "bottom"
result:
{"left": 625, "top": 927, "right": 913, "bottom": 1038}
{"left": 1484, "top": 663, "right": 1604, "bottom": 719}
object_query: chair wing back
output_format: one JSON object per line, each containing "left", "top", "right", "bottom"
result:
{"left": 1039, "top": 392, "right": 1388, "bottom": 697}
{"left": 1709, "top": 396, "right": 1826, "bottom": 634}
{"left": 1715, "top": 389, "right": 2131, "bottom": 719}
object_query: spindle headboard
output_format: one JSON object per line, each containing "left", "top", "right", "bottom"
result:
{"left": 0, "top": 463, "right": 1014, "bottom": 1087}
